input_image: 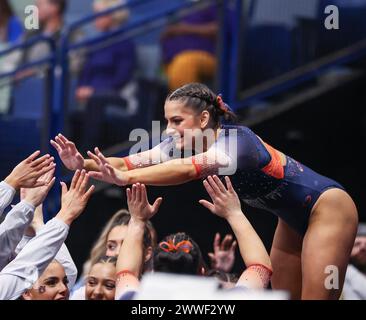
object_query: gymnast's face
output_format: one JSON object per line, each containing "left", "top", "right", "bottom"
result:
{"left": 164, "top": 100, "right": 211, "bottom": 150}
{"left": 85, "top": 263, "right": 116, "bottom": 300}
{"left": 105, "top": 225, "right": 128, "bottom": 257}
{"left": 22, "top": 261, "right": 69, "bottom": 300}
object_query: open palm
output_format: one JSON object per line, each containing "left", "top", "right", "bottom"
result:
{"left": 51, "top": 134, "right": 84, "bottom": 171}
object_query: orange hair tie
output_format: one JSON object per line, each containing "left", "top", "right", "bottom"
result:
{"left": 159, "top": 240, "right": 193, "bottom": 254}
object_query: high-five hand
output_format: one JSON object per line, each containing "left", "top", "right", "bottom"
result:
{"left": 87, "top": 147, "right": 128, "bottom": 186}
{"left": 50, "top": 133, "right": 84, "bottom": 171}
{"left": 127, "top": 183, "right": 162, "bottom": 222}
{"left": 5, "top": 151, "right": 56, "bottom": 190}
{"left": 56, "top": 169, "right": 95, "bottom": 225}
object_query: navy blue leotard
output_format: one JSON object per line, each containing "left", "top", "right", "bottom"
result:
{"left": 192, "top": 125, "right": 344, "bottom": 236}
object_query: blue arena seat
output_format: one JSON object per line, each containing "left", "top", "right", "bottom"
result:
{"left": 241, "top": 25, "right": 293, "bottom": 89}
{"left": 11, "top": 76, "right": 45, "bottom": 119}
{"left": 0, "top": 118, "right": 41, "bottom": 179}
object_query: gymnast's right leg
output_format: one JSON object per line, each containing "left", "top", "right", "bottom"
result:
{"left": 270, "top": 218, "right": 303, "bottom": 300}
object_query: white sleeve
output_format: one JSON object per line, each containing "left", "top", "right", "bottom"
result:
{"left": 14, "top": 236, "right": 33, "bottom": 256}
{"left": 15, "top": 237, "right": 78, "bottom": 291}
{"left": 70, "top": 285, "right": 86, "bottom": 300}
{"left": 0, "top": 201, "right": 35, "bottom": 270}
{"left": 54, "top": 244, "right": 78, "bottom": 290}
{"left": 0, "top": 218, "right": 69, "bottom": 300}
{"left": 0, "top": 181, "right": 16, "bottom": 217}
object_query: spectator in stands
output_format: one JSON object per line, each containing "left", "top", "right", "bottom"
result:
{"left": 114, "top": 180, "right": 272, "bottom": 300}
{"left": 76, "top": 0, "right": 137, "bottom": 151}
{"left": 70, "top": 208, "right": 156, "bottom": 299}
{"left": 0, "top": 0, "right": 23, "bottom": 45}
{"left": 0, "top": 0, "right": 23, "bottom": 114}
{"left": 16, "top": 0, "right": 82, "bottom": 80}
{"left": 20, "top": 0, "right": 67, "bottom": 64}
{"left": 85, "top": 256, "right": 117, "bottom": 300}
{"left": 160, "top": 4, "right": 219, "bottom": 90}
{"left": 342, "top": 223, "right": 366, "bottom": 300}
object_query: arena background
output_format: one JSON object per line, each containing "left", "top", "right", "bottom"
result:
{"left": 1, "top": 0, "right": 366, "bottom": 276}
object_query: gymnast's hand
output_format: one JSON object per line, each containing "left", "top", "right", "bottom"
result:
{"left": 199, "top": 175, "right": 242, "bottom": 220}
{"left": 56, "top": 169, "right": 95, "bottom": 225}
{"left": 127, "top": 183, "right": 162, "bottom": 222}
{"left": 87, "top": 148, "right": 128, "bottom": 186}
{"left": 4, "top": 151, "right": 55, "bottom": 190}
{"left": 20, "top": 168, "right": 56, "bottom": 207}
{"left": 208, "top": 233, "right": 237, "bottom": 273}
{"left": 50, "top": 133, "right": 85, "bottom": 171}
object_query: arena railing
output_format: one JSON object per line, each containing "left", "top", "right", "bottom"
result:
{"left": 0, "top": 35, "right": 57, "bottom": 219}
{"left": 224, "top": 0, "right": 366, "bottom": 110}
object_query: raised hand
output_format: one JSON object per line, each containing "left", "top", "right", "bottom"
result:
{"left": 208, "top": 233, "right": 237, "bottom": 273}
{"left": 21, "top": 175, "right": 48, "bottom": 236}
{"left": 126, "top": 183, "right": 162, "bottom": 222}
{"left": 4, "top": 151, "right": 56, "bottom": 190}
{"left": 20, "top": 168, "right": 56, "bottom": 207}
{"left": 56, "top": 170, "right": 95, "bottom": 225}
{"left": 199, "top": 175, "right": 242, "bottom": 219}
{"left": 50, "top": 133, "right": 84, "bottom": 171}
{"left": 87, "top": 147, "right": 128, "bottom": 186}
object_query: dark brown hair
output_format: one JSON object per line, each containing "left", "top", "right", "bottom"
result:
{"left": 166, "top": 83, "right": 237, "bottom": 129}
{"left": 153, "top": 232, "right": 206, "bottom": 275}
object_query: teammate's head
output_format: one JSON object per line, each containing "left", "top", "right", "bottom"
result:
{"left": 22, "top": 260, "right": 69, "bottom": 300}
{"left": 85, "top": 256, "right": 117, "bottom": 300}
{"left": 153, "top": 232, "right": 206, "bottom": 275}
{"left": 83, "top": 209, "right": 156, "bottom": 276}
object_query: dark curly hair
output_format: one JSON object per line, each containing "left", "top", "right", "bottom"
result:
{"left": 153, "top": 232, "right": 206, "bottom": 275}
{"left": 166, "top": 83, "right": 237, "bottom": 129}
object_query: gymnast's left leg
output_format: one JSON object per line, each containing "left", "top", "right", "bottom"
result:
{"left": 301, "top": 188, "right": 358, "bottom": 299}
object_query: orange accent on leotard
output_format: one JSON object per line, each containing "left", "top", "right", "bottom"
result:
{"left": 122, "top": 157, "right": 134, "bottom": 171}
{"left": 261, "top": 143, "right": 285, "bottom": 179}
{"left": 191, "top": 157, "right": 202, "bottom": 179}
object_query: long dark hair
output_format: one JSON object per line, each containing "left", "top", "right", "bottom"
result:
{"left": 166, "top": 83, "right": 237, "bottom": 129}
{"left": 153, "top": 232, "right": 206, "bottom": 275}
{"left": 0, "top": 0, "right": 14, "bottom": 26}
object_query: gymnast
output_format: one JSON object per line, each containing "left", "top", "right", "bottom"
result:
{"left": 51, "top": 83, "right": 358, "bottom": 299}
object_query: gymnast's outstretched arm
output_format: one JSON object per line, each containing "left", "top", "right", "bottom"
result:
{"left": 51, "top": 133, "right": 171, "bottom": 173}
{"left": 87, "top": 146, "right": 229, "bottom": 186}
